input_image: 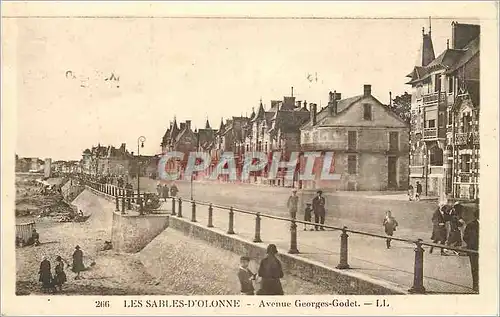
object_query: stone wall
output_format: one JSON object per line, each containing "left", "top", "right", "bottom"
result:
{"left": 167, "top": 215, "right": 406, "bottom": 295}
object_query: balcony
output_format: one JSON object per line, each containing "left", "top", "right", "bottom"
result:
{"left": 410, "top": 166, "right": 424, "bottom": 177}
{"left": 455, "top": 131, "right": 480, "bottom": 146}
{"left": 473, "top": 131, "right": 480, "bottom": 145}
{"left": 459, "top": 172, "right": 472, "bottom": 183}
{"left": 423, "top": 92, "right": 446, "bottom": 105}
{"left": 429, "top": 166, "right": 444, "bottom": 175}
{"left": 423, "top": 127, "right": 437, "bottom": 139}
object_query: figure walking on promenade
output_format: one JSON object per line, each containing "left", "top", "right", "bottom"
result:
{"left": 383, "top": 210, "right": 399, "bottom": 249}
{"left": 430, "top": 205, "right": 449, "bottom": 255}
{"left": 415, "top": 181, "right": 422, "bottom": 201}
{"left": 447, "top": 203, "right": 464, "bottom": 252}
{"left": 303, "top": 203, "right": 313, "bottom": 231}
{"left": 72, "top": 245, "right": 85, "bottom": 279}
{"left": 312, "top": 190, "right": 326, "bottom": 231}
{"left": 287, "top": 189, "right": 298, "bottom": 219}
{"left": 170, "top": 183, "right": 179, "bottom": 197}
{"left": 463, "top": 211, "right": 479, "bottom": 292}
{"left": 257, "top": 244, "right": 284, "bottom": 295}
{"left": 162, "top": 184, "right": 170, "bottom": 201}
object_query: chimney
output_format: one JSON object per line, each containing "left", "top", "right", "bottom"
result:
{"left": 389, "top": 91, "right": 392, "bottom": 107}
{"left": 310, "top": 103, "right": 317, "bottom": 125}
{"left": 291, "top": 86, "right": 294, "bottom": 97}
{"left": 186, "top": 120, "right": 191, "bottom": 130}
{"left": 364, "top": 84, "right": 371, "bottom": 97}
{"left": 296, "top": 100, "right": 302, "bottom": 108}
{"left": 180, "top": 123, "right": 186, "bottom": 130}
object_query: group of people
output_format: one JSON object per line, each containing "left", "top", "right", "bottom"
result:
{"left": 408, "top": 181, "right": 423, "bottom": 201}
{"left": 287, "top": 189, "right": 327, "bottom": 231}
{"left": 237, "top": 244, "right": 285, "bottom": 295}
{"left": 156, "top": 183, "right": 179, "bottom": 201}
{"left": 38, "top": 245, "right": 86, "bottom": 293}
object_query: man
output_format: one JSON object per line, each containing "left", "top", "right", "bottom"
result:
{"left": 237, "top": 256, "right": 256, "bottom": 295}
{"left": 27, "top": 229, "right": 40, "bottom": 246}
{"left": 312, "top": 190, "right": 326, "bottom": 231}
{"left": 72, "top": 245, "right": 85, "bottom": 280}
{"left": 430, "top": 204, "right": 448, "bottom": 255}
{"left": 415, "top": 181, "right": 423, "bottom": 201}
{"left": 286, "top": 189, "right": 299, "bottom": 219}
{"left": 463, "top": 211, "right": 479, "bottom": 292}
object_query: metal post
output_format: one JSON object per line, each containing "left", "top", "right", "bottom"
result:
{"left": 408, "top": 239, "right": 426, "bottom": 294}
{"left": 177, "top": 198, "right": 183, "bottom": 218}
{"left": 171, "top": 197, "right": 176, "bottom": 216}
{"left": 115, "top": 195, "right": 119, "bottom": 211}
{"left": 121, "top": 196, "right": 126, "bottom": 214}
{"left": 227, "top": 207, "right": 235, "bottom": 234}
{"left": 191, "top": 201, "right": 197, "bottom": 222}
{"left": 138, "top": 196, "right": 144, "bottom": 215}
{"left": 336, "top": 226, "right": 350, "bottom": 269}
{"left": 253, "top": 213, "right": 262, "bottom": 243}
{"left": 208, "top": 204, "right": 214, "bottom": 228}
{"left": 288, "top": 220, "right": 299, "bottom": 254}
{"left": 127, "top": 192, "right": 131, "bottom": 210}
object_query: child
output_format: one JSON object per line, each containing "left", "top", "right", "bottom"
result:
{"left": 383, "top": 211, "right": 398, "bottom": 249}
{"left": 304, "top": 203, "right": 313, "bottom": 231}
{"left": 408, "top": 185, "right": 414, "bottom": 201}
{"left": 237, "top": 256, "right": 256, "bottom": 295}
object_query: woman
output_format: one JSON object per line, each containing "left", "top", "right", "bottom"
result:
{"left": 430, "top": 205, "right": 449, "bottom": 255}
{"left": 39, "top": 257, "right": 53, "bottom": 292}
{"left": 257, "top": 244, "right": 284, "bottom": 295}
{"left": 72, "top": 245, "right": 85, "bottom": 279}
{"left": 447, "top": 203, "right": 464, "bottom": 252}
{"left": 162, "top": 184, "right": 170, "bottom": 202}
{"left": 53, "top": 256, "right": 67, "bottom": 292}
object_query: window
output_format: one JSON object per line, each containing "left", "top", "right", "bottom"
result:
{"left": 348, "top": 155, "right": 357, "bottom": 174}
{"left": 461, "top": 154, "right": 471, "bottom": 172}
{"left": 429, "top": 147, "right": 443, "bottom": 166}
{"left": 389, "top": 132, "right": 399, "bottom": 151}
{"left": 348, "top": 131, "right": 357, "bottom": 150}
{"left": 448, "top": 111, "right": 453, "bottom": 126}
{"left": 462, "top": 115, "right": 472, "bottom": 133}
{"left": 448, "top": 77, "right": 454, "bottom": 93}
{"left": 435, "top": 74, "right": 441, "bottom": 92}
{"left": 363, "top": 104, "right": 372, "bottom": 120}
{"left": 427, "top": 119, "right": 436, "bottom": 128}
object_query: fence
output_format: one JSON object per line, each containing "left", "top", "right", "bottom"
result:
{"left": 16, "top": 222, "right": 36, "bottom": 244}
{"left": 75, "top": 176, "right": 479, "bottom": 294}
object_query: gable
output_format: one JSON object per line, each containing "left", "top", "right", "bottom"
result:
{"left": 318, "top": 96, "right": 408, "bottom": 128}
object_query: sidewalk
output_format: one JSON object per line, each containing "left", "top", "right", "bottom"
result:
{"left": 160, "top": 198, "right": 476, "bottom": 294}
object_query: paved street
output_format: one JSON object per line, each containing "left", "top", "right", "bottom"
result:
{"left": 134, "top": 178, "right": 476, "bottom": 293}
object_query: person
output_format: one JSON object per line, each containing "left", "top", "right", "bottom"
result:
{"left": 430, "top": 205, "right": 448, "bottom": 255}
{"left": 257, "top": 244, "right": 284, "bottom": 295}
{"left": 415, "top": 181, "right": 422, "bottom": 201}
{"left": 72, "top": 245, "right": 85, "bottom": 279}
{"left": 303, "top": 203, "right": 313, "bottom": 231}
{"left": 39, "top": 257, "right": 53, "bottom": 292}
{"left": 53, "top": 256, "right": 67, "bottom": 292}
{"left": 237, "top": 256, "right": 256, "bottom": 295}
{"left": 170, "top": 183, "right": 179, "bottom": 197}
{"left": 156, "top": 183, "right": 162, "bottom": 196}
{"left": 162, "top": 184, "right": 170, "bottom": 201}
{"left": 27, "top": 229, "right": 40, "bottom": 246}
{"left": 78, "top": 210, "right": 84, "bottom": 218}
{"left": 463, "top": 210, "right": 479, "bottom": 292}
{"left": 447, "top": 203, "right": 464, "bottom": 252}
{"left": 286, "top": 189, "right": 299, "bottom": 219}
{"left": 383, "top": 210, "right": 399, "bottom": 249}
{"left": 408, "top": 184, "right": 414, "bottom": 201}
{"left": 312, "top": 190, "right": 326, "bottom": 231}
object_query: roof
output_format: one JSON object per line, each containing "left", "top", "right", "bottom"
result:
{"left": 301, "top": 95, "right": 364, "bottom": 129}
{"left": 446, "top": 36, "right": 479, "bottom": 74}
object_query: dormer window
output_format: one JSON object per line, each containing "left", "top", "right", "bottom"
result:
{"left": 363, "top": 104, "right": 372, "bottom": 120}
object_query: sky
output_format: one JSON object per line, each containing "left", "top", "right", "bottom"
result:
{"left": 14, "top": 17, "right": 478, "bottom": 160}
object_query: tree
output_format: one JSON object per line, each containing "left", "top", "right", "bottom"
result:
{"left": 388, "top": 92, "right": 411, "bottom": 123}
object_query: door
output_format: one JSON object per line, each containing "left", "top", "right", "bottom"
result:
{"left": 388, "top": 156, "right": 398, "bottom": 189}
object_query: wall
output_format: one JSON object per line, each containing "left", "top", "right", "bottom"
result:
{"left": 167, "top": 215, "right": 406, "bottom": 295}
{"left": 111, "top": 212, "right": 169, "bottom": 253}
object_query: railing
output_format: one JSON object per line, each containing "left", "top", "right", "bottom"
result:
{"left": 423, "top": 92, "right": 446, "bottom": 105}
{"left": 423, "top": 127, "right": 437, "bottom": 139}
{"left": 71, "top": 175, "right": 479, "bottom": 294}
{"left": 458, "top": 172, "right": 475, "bottom": 183}
{"left": 455, "top": 133, "right": 469, "bottom": 145}
{"left": 473, "top": 131, "right": 480, "bottom": 145}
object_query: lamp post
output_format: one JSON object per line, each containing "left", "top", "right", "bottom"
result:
{"left": 137, "top": 136, "right": 146, "bottom": 213}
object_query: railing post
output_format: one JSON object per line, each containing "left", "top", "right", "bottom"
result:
{"left": 121, "top": 196, "right": 126, "bottom": 214}
{"left": 208, "top": 204, "right": 214, "bottom": 228}
{"left": 115, "top": 195, "right": 119, "bottom": 211}
{"left": 127, "top": 192, "right": 131, "bottom": 210}
{"left": 253, "top": 213, "right": 262, "bottom": 243}
{"left": 227, "top": 207, "right": 235, "bottom": 234}
{"left": 288, "top": 219, "right": 299, "bottom": 254}
{"left": 177, "top": 198, "right": 183, "bottom": 218}
{"left": 171, "top": 197, "right": 176, "bottom": 216}
{"left": 408, "top": 239, "right": 426, "bottom": 294}
{"left": 336, "top": 226, "right": 350, "bottom": 269}
{"left": 138, "top": 196, "right": 144, "bottom": 215}
{"left": 191, "top": 201, "right": 197, "bottom": 222}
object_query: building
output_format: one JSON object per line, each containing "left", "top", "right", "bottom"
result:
{"left": 406, "top": 22, "right": 480, "bottom": 199}
{"left": 300, "top": 85, "right": 410, "bottom": 191}
{"left": 81, "top": 143, "right": 132, "bottom": 176}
